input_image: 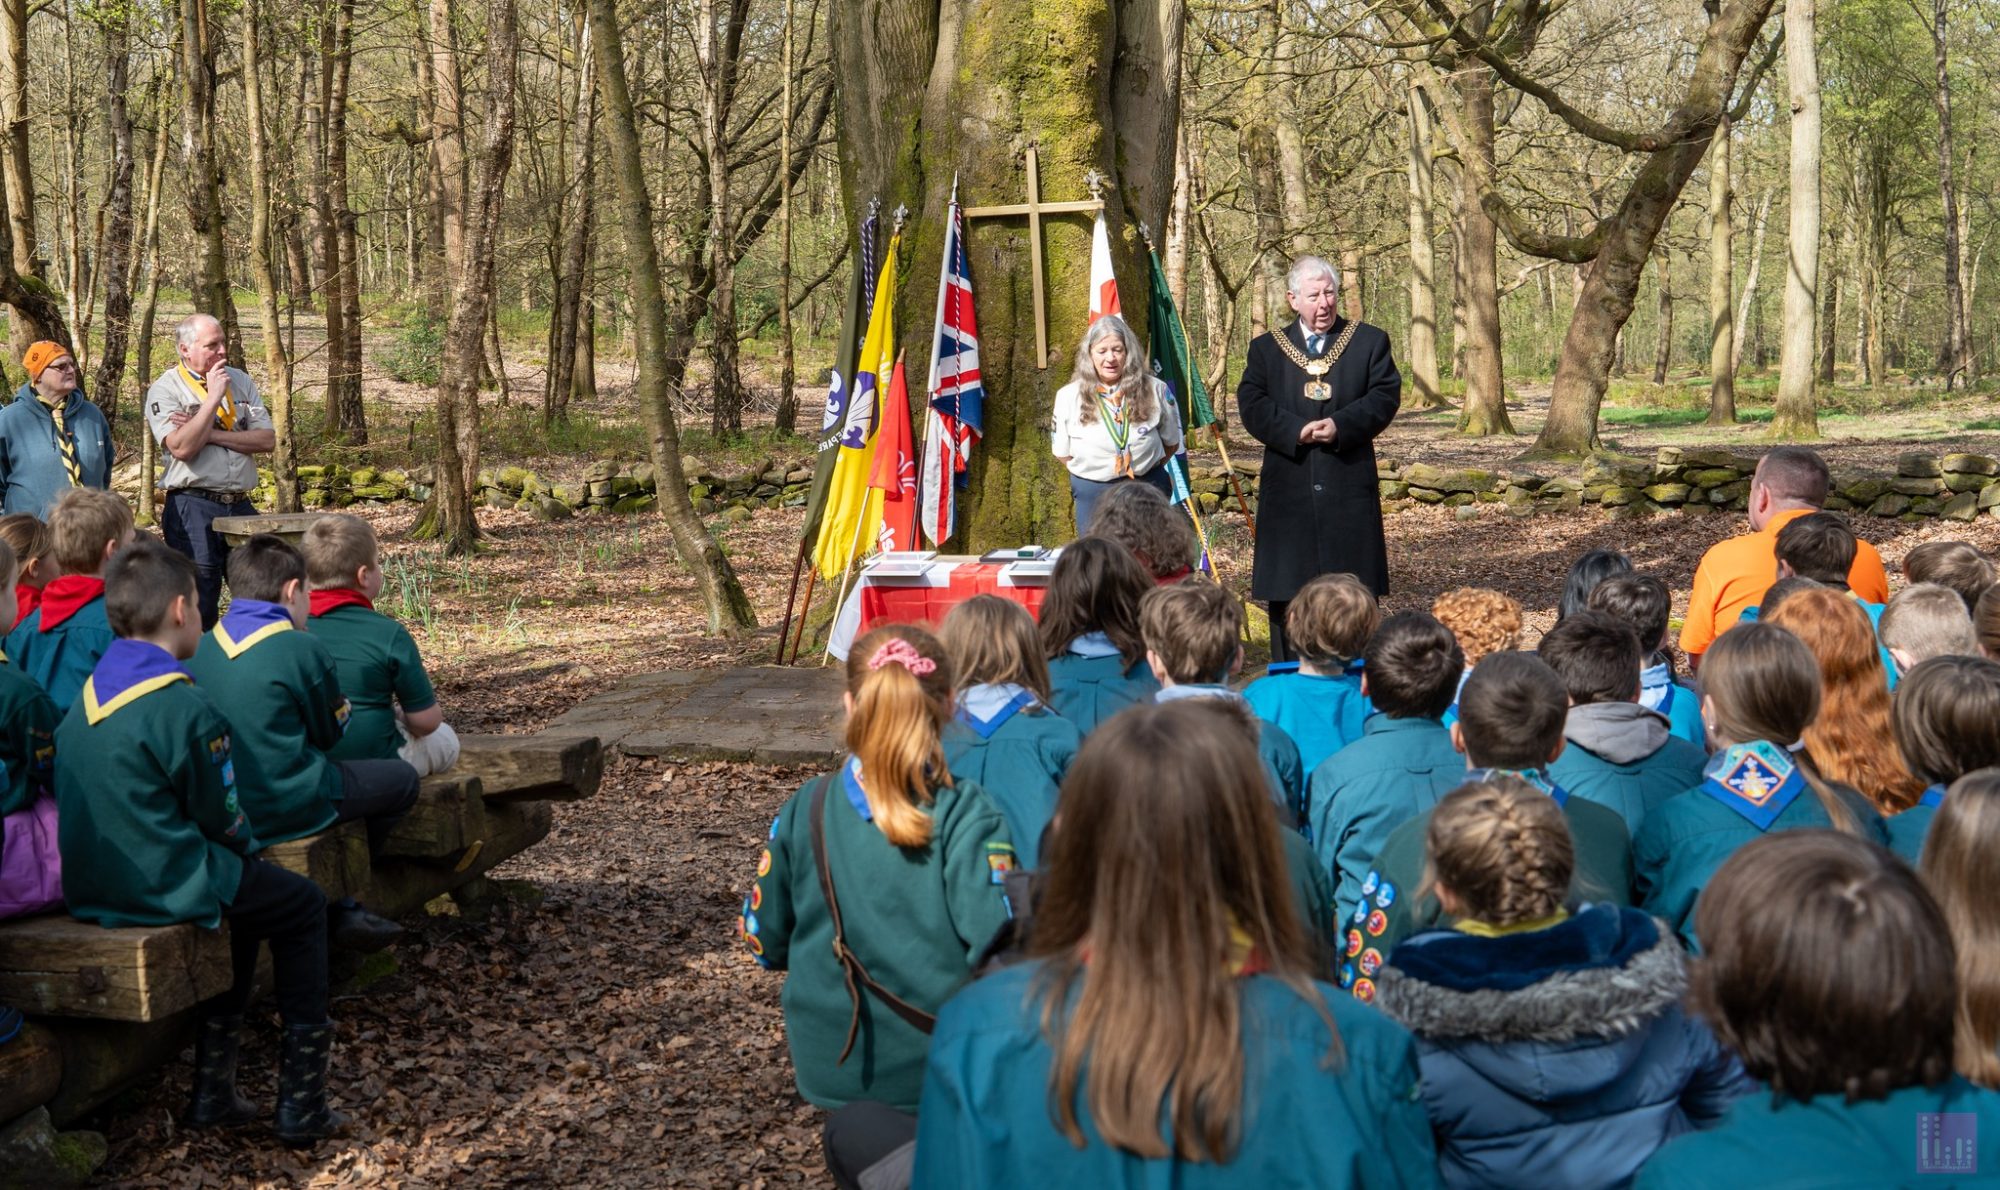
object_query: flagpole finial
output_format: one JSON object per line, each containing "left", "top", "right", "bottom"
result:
{"left": 1084, "top": 170, "right": 1107, "bottom": 202}
{"left": 892, "top": 204, "right": 910, "bottom": 232}
{"left": 1137, "top": 220, "right": 1154, "bottom": 249}
{"left": 867, "top": 196, "right": 882, "bottom": 218}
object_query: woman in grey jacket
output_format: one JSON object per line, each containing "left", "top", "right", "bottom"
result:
{"left": 1373, "top": 776, "right": 1751, "bottom": 1190}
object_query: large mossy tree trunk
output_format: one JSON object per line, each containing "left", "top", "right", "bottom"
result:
{"left": 832, "top": 0, "right": 1183, "bottom": 549}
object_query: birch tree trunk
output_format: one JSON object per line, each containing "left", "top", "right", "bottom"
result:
{"left": 590, "top": 0, "right": 756, "bottom": 631}
{"left": 1930, "top": 0, "right": 1968, "bottom": 387}
{"left": 426, "top": 0, "right": 466, "bottom": 312}
{"left": 242, "top": 0, "right": 297, "bottom": 512}
{"left": 416, "top": 0, "right": 517, "bottom": 555}
{"left": 1708, "top": 119, "right": 1735, "bottom": 423}
{"left": 1405, "top": 79, "right": 1445, "bottom": 408}
{"left": 1772, "top": 0, "right": 1821, "bottom": 439}
{"left": 1651, "top": 247, "right": 1673, "bottom": 384}
{"left": 1735, "top": 190, "right": 1770, "bottom": 374}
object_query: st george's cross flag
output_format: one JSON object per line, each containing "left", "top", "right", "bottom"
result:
{"left": 1088, "top": 211, "right": 1121, "bottom": 324}
{"left": 868, "top": 353, "right": 918, "bottom": 553}
{"left": 812, "top": 234, "right": 901, "bottom": 579}
{"left": 920, "top": 191, "right": 985, "bottom": 546}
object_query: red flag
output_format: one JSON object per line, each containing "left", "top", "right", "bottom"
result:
{"left": 869, "top": 353, "right": 919, "bottom": 553}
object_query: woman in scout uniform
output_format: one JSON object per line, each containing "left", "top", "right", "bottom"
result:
{"left": 1638, "top": 831, "right": 2000, "bottom": 1187}
{"left": 1891, "top": 656, "right": 2000, "bottom": 862}
{"left": 910, "top": 701, "right": 1438, "bottom": 1187}
{"left": 740, "top": 624, "right": 1015, "bottom": 1114}
{"left": 1919, "top": 770, "right": 2000, "bottom": 1090}
{"left": 1038, "top": 537, "right": 1161, "bottom": 735}
{"left": 1233, "top": 256, "right": 1401, "bottom": 663}
{"left": 1050, "top": 314, "right": 1182, "bottom": 535}
{"left": 1375, "top": 778, "right": 1749, "bottom": 1190}
{"left": 0, "top": 340, "right": 113, "bottom": 518}
{"left": 938, "top": 595, "right": 1080, "bottom": 867}
{"left": 1633, "top": 623, "right": 1889, "bottom": 951}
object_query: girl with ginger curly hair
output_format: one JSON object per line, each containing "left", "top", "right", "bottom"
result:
{"left": 1431, "top": 587, "right": 1522, "bottom": 728}
{"left": 1765, "top": 587, "right": 1927, "bottom": 814}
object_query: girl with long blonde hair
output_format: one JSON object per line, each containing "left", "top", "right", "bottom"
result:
{"left": 740, "top": 624, "right": 1016, "bottom": 1116}
{"left": 911, "top": 700, "right": 1438, "bottom": 1183}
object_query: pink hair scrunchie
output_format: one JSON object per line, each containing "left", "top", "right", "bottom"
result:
{"left": 867, "top": 637, "right": 937, "bottom": 676}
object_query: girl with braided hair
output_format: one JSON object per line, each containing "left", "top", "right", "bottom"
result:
{"left": 1373, "top": 777, "right": 1750, "bottom": 1190}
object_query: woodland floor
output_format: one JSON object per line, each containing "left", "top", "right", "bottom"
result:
{"left": 71, "top": 313, "right": 2000, "bottom": 1185}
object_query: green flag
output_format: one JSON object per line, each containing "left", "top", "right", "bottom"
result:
{"left": 1146, "top": 247, "right": 1214, "bottom": 433}
{"left": 799, "top": 212, "right": 881, "bottom": 544}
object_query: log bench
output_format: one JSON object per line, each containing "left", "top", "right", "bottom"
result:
{"left": 0, "top": 731, "right": 601, "bottom": 1144}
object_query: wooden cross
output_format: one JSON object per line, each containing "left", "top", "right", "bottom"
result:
{"left": 962, "top": 146, "right": 1106, "bottom": 369}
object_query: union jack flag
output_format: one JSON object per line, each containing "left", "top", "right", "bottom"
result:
{"left": 920, "top": 186, "right": 985, "bottom": 547}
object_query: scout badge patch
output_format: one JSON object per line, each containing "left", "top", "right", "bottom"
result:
{"left": 1698, "top": 740, "right": 1808, "bottom": 830}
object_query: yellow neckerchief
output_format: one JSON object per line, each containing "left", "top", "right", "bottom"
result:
{"left": 212, "top": 617, "right": 293, "bottom": 660}
{"left": 1454, "top": 908, "right": 1570, "bottom": 938}
{"left": 82, "top": 670, "right": 191, "bottom": 725}
{"left": 176, "top": 364, "right": 238, "bottom": 431}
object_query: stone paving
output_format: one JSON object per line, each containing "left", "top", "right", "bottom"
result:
{"left": 540, "top": 664, "right": 845, "bottom": 765}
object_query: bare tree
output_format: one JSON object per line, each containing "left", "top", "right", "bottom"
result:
{"left": 244, "top": 0, "right": 299, "bottom": 511}
{"left": 1707, "top": 119, "right": 1736, "bottom": 424}
{"left": 1773, "top": 0, "right": 1821, "bottom": 439}
{"left": 1404, "top": 78, "right": 1445, "bottom": 409}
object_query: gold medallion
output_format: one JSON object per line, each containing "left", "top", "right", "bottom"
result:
{"left": 1304, "top": 381, "right": 1332, "bottom": 402}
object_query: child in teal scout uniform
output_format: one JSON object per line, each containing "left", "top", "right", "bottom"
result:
{"left": 1242, "top": 573, "right": 1378, "bottom": 773}
{"left": 5, "top": 487, "right": 131, "bottom": 709}
{"left": 1310, "top": 612, "right": 1466, "bottom": 922}
{"left": 741, "top": 626, "right": 1016, "bottom": 1114}
{"left": 1918, "top": 771, "right": 2000, "bottom": 1091}
{"left": 0, "top": 539, "right": 56, "bottom": 816}
{"left": 1638, "top": 830, "right": 2000, "bottom": 1188}
{"left": 907, "top": 701, "right": 1439, "bottom": 1189}
{"left": 1038, "top": 537, "right": 1160, "bottom": 735}
{"left": 54, "top": 541, "right": 348, "bottom": 1144}
{"left": 186, "top": 535, "right": 413, "bottom": 949}
{"left": 1633, "top": 623, "right": 1889, "bottom": 952}
{"left": 1375, "top": 778, "right": 1751, "bottom": 1190}
{"left": 938, "top": 595, "right": 1081, "bottom": 867}
{"left": 1587, "top": 575, "right": 1707, "bottom": 749}
{"left": 300, "top": 513, "right": 458, "bottom": 775}
{"left": 1140, "top": 579, "right": 1306, "bottom": 828}
{"left": 1888, "top": 655, "right": 2000, "bottom": 864}
{"left": 1880, "top": 582, "right": 1979, "bottom": 683}
{"left": 1770, "top": 512, "right": 1899, "bottom": 686}
{"left": 1541, "top": 611, "right": 1709, "bottom": 836}
{"left": 1343, "top": 653, "right": 1633, "bottom": 1001}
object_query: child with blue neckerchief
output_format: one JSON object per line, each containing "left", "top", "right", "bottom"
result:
{"left": 1038, "top": 537, "right": 1160, "bottom": 735}
{"left": 1587, "top": 574, "right": 1706, "bottom": 749}
{"left": 1633, "top": 622, "right": 1888, "bottom": 951}
{"left": 1888, "top": 655, "right": 2000, "bottom": 864}
{"left": 1242, "top": 572, "right": 1377, "bottom": 773}
{"left": 938, "top": 595, "right": 1081, "bottom": 867}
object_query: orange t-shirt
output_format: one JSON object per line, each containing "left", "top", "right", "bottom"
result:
{"left": 1679, "top": 507, "right": 1890, "bottom": 658}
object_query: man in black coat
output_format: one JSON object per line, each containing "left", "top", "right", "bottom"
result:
{"left": 1236, "top": 256, "right": 1401, "bottom": 662}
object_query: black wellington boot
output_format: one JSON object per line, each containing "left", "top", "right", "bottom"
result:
{"left": 327, "top": 898, "right": 404, "bottom": 953}
{"left": 183, "top": 1014, "right": 260, "bottom": 1127}
{"left": 273, "top": 1022, "right": 351, "bottom": 1146}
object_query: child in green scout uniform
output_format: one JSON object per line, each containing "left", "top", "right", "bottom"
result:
{"left": 741, "top": 625, "right": 1016, "bottom": 1114}
{"left": 4, "top": 487, "right": 131, "bottom": 709}
{"left": 186, "top": 534, "right": 414, "bottom": 951}
{"left": 1242, "top": 573, "right": 1378, "bottom": 774}
{"left": 300, "top": 513, "right": 458, "bottom": 776}
{"left": 1540, "top": 611, "right": 1709, "bottom": 837}
{"left": 938, "top": 596, "right": 1080, "bottom": 867}
{"left": 55, "top": 541, "right": 348, "bottom": 1144}
{"left": 0, "top": 513, "right": 52, "bottom": 630}
{"left": 1309, "top": 612, "right": 1466, "bottom": 921}
{"left": 0, "top": 538, "right": 56, "bottom": 818}
{"left": 1038, "top": 537, "right": 1161, "bottom": 735}
{"left": 1344, "top": 653, "right": 1633, "bottom": 1002}
{"left": 1139, "top": 579, "right": 1306, "bottom": 828}
{"left": 1888, "top": 656, "right": 2000, "bottom": 864}
{"left": 1919, "top": 771, "right": 2000, "bottom": 1093}
{"left": 906, "top": 701, "right": 1438, "bottom": 1188}
{"left": 1634, "top": 623, "right": 1888, "bottom": 952}
{"left": 1638, "top": 831, "right": 2000, "bottom": 1188}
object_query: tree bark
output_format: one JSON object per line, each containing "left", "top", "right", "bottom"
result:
{"left": 0, "top": 0, "right": 36, "bottom": 357}
{"left": 1452, "top": 62, "right": 1511, "bottom": 435}
{"left": 1651, "top": 247, "right": 1673, "bottom": 384}
{"left": 178, "top": 0, "right": 243, "bottom": 363}
{"left": 1707, "top": 118, "right": 1735, "bottom": 423}
{"left": 414, "top": 0, "right": 517, "bottom": 555}
{"left": 589, "top": 0, "right": 756, "bottom": 632}
{"left": 698, "top": 0, "right": 747, "bottom": 438}
{"left": 1735, "top": 189, "right": 1770, "bottom": 374}
{"left": 1819, "top": 213, "right": 1846, "bottom": 383}
{"left": 242, "top": 0, "right": 297, "bottom": 512}
{"left": 1929, "top": 0, "right": 1968, "bottom": 388}
{"left": 546, "top": 9, "right": 595, "bottom": 426}
{"left": 1772, "top": 0, "right": 1820, "bottom": 439}
{"left": 91, "top": 4, "right": 136, "bottom": 421}
{"left": 831, "top": 0, "right": 1182, "bottom": 546}
{"left": 425, "top": 0, "right": 466, "bottom": 313}
{"left": 774, "top": 0, "right": 797, "bottom": 435}
{"left": 1405, "top": 79, "right": 1445, "bottom": 409}
{"left": 324, "top": 0, "right": 366, "bottom": 442}
{"left": 133, "top": 85, "right": 170, "bottom": 527}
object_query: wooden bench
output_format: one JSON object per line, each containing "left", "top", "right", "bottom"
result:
{"left": 0, "top": 731, "right": 602, "bottom": 1136}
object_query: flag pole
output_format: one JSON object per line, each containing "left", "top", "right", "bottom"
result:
{"left": 786, "top": 563, "right": 818, "bottom": 664}
{"left": 776, "top": 536, "right": 810, "bottom": 664}
{"left": 1212, "top": 425, "right": 1255, "bottom": 538}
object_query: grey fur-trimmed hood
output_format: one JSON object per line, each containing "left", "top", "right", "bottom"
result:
{"left": 1373, "top": 907, "right": 1687, "bottom": 1045}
